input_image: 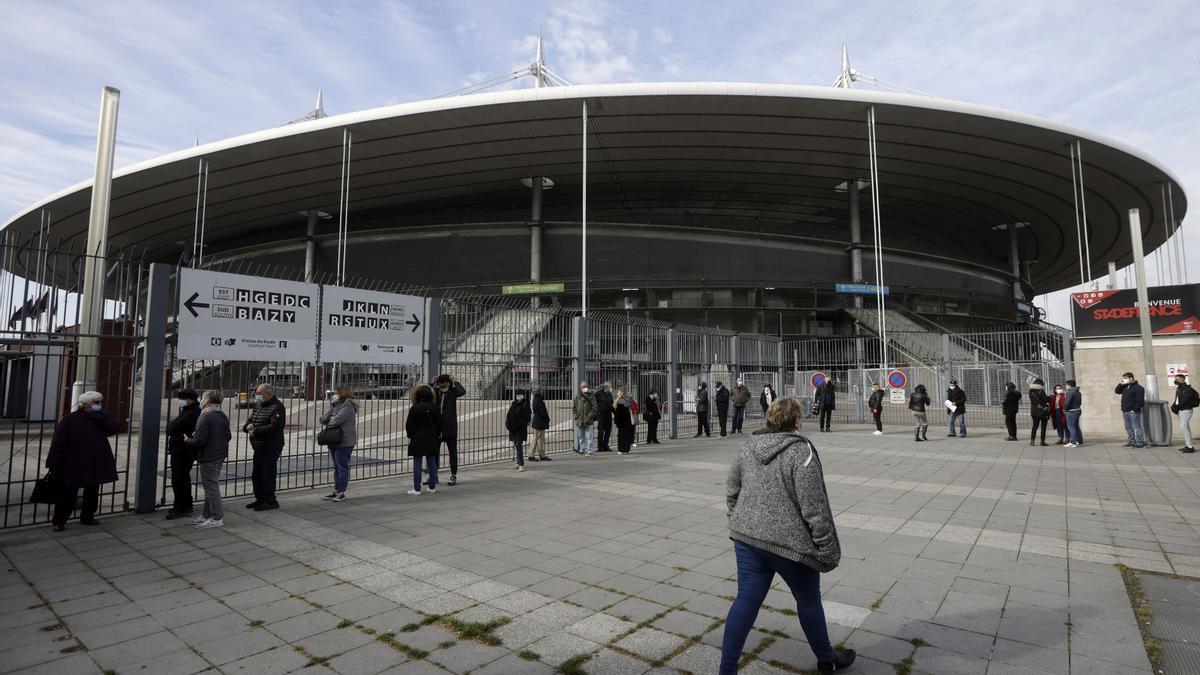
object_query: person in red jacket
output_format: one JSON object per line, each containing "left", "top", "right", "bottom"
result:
{"left": 1048, "top": 384, "right": 1068, "bottom": 445}
{"left": 46, "top": 391, "right": 119, "bottom": 531}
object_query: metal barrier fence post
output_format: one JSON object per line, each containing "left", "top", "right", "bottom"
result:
{"left": 668, "top": 328, "right": 679, "bottom": 439}
{"left": 572, "top": 316, "right": 587, "bottom": 388}
{"left": 424, "top": 297, "right": 441, "bottom": 382}
{"left": 776, "top": 340, "right": 785, "bottom": 401}
{"left": 135, "top": 262, "right": 170, "bottom": 513}
{"left": 1061, "top": 328, "right": 1075, "bottom": 380}
{"left": 942, "top": 333, "right": 952, "bottom": 386}
{"left": 731, "top": 335, "right": 741, "bottom": 380}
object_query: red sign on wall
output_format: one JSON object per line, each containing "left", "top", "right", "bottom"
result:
{"left": 1071, "top": 284, "right": 1200, "bottom": 338}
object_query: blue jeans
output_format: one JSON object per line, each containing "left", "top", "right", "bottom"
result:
{"left": 732, "top": 405, "right": 746, "bottom": 433}
{"left": 1123, "top": 410, "right": 1145, "bottom": 446}
{"left": 413, "top": 454, "right": 438, "bottom": 491}
{"left": 1066, "top": 410, "right": 1083, "bottom": 445}
{"left": 514, "top": 440, "right": 525, "bottom": 466}
{"left": 330, "top": 446, "right": 353, "bottom": 492}
{"left": 720, "top": 540, "right": 833, "bottom": 673}
{"left": 948, "top": 410, "right": 966, "bottom": 434}
{"left": 575, "top": 425, "right": 595, "bottom": 455}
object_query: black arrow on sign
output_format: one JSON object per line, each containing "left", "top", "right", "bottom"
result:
{"left": 184, "top": 292, "right": 210, "bottom": 318}
{"left": 406, "top": 313, "right": 422, "bottom": 332}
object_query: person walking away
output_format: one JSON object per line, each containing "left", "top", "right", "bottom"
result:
{"left": 908, "top": 384, "right": 930, "bottom": 442}
{"left": 46, "top": 392, "right": 119, "bottom": 531}
{"left": 185, "top": 390, "right": 232, "bottom": 529}
{"left": 730, "top": 379, "right": 751, "bottom": 433}
{"left": 243, "top": 383, "right": 285, "bottom": 511}
{"left": 644, "top": 390, "right": 662, "bottom": 444}
{"left": 165, "top": 388, "right": 201, "bottom": 520}
{"left": 595, "top": 382, "right": 615, "bottom": 452}
{"left": 572, "top": 381, "right": 599, "bottom": 455}
{"left": 406, "top": 385, "right": 441, "bottom": 494}
{"left": 433, "top": 374, "right": 466, "bottom": 485}
{"left": 615, "top": 385, "right": 635, "bottom": 454}
{"left": 1172, "top": 374, "right": 1199, "bottom": 453}
{"left": 695, "top": 382, "right": 712, "bottom": 437}
{"left": 868, "top": 383, "right": 885, "bottom": 435}
{"left": 817, "top": 382, "right": 836, "bottom": 432}
{"left": 721, "top": 396, "right": 856, "bottom": 674}
{"left": 715, "top": 381, "right": 731, "bottom": 437}
{"left": 1114, "top": 373, "right": 1145, "bottom": 448}
{"left": 320, "top": 386, "right": 358, "bottom": 501}
{"left": 945, "top": 380, "right": 967, "bottom": 437}
{"left": 506, "top": 390, "right": 531, "bottom": 471}
{"left": 1028, "top": 379, "right": 1050, "bottom": 446}
{"left": 760, "top": 384, "right": 777, "bottom": 417}
{"left": 1063, "top": 380, "right": 1084, "bottom": 447}
{"left": 1002, "top": 382, "right": 1021, "bottom": 441}
{"left": 1049, "top": 384, "right": 1068, "bottom": 444}
{"left": 528, "top": 387, "right": 551, "bottom": 461}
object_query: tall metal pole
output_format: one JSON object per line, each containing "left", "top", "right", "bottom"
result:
{"left": 74, "top": 86, "right": 120, "bottom": 402}
{"left": 304, "top": 210, "right": 319, "bottom": 283}
{"left": 1128, "top": 208, "right": 1158, "bottom": 400}
{"left": 581, "top": 102, "right": 588, "bottom": 318}
{"left": 529, "top": 177, "right": 543, "bottom": 387}
{"left": 1008, "top": 223, "right": 1022, "bottom": 301}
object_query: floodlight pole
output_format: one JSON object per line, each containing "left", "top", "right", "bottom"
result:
{"left": 74, "top": 86, "right": 120, "bottom": 403}
{"left": 1128, "top": 208, "right": 1158, "bottom": 400}
{"left": 581, "top": 101, "right": 588, "bottom": 318}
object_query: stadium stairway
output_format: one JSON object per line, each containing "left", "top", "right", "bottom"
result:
{"left": 440, "top": 307, "right": 556, "bottom": 397}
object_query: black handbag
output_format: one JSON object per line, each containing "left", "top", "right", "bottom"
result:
{"left": 30, "top": 471, "right": 63, "bottom": 504}
{"left": 317, "top": 426, "right": 343, "bottom": 447}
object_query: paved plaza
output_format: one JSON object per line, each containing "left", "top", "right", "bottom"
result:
{"left": 2, "top": 423, "right": 1194, "bottom": 674}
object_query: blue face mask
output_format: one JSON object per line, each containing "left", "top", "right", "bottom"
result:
{"left": 90, "top": 404, "right": 102, "bottom": 412}
{"left": 179, "top": 400, "right": 190, "bottom": 408}
{"left": 255, "top": 395, "right": 264, "bottom": 403}
{"left": 330, "top": 394, "right": 340, "bottom": 403}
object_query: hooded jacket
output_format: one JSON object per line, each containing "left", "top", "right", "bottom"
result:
{"left": 572, "top": 390, "right": 599, "bottom": 428}
{"left": 1002, "top": 386, "right": 1022, "bottom": 415}
{"left": 726, "top": 431, "right": 841, "bottom": 572}
{"left": 320, "top": 398, "right": 359, "bottom": 448}
{"left": 185, "top": 404, "right": 232, "bottom": 463}
{"left": 715, "top": 385, "right": 730, "bottom": 411}
{"left": 1028, "top": 384, "right": 1050, "bottom": 419}
{"left": 505, "top": 396, "right": 531, "bottom": 442}
{"left": 867, "top": 388, "right": 885, "bottom": 412}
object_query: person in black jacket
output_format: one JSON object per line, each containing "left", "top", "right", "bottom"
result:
{"left": 695, "top": 382, "right": 711, "bottom": 437}
{"left": 1115, "top": 373, "right": 1146, "bottom": 448}
{"left": 614, "top": 385, "right": 635, "bottom": 454}
{"left": 909, "top": 384, "right": 930, "bottom": 442}
{"left": 433, "top": 374, "right": 466, "bottom": 485}
{"left": 165, "top": 388, "right": 201, "bottom": 520}
{"left": 406, "top": 384, "right": 442, "bottom": 495}
{"left": 595, "top": 382, "right": 615, "bottom": 452}
{"left": 817, "top": 382, "right": 836, "bottom": 432}
{"left": 760, "top": 384, "right": 777, "bottom": 416}
{"left": 1172, "top": 374, "right": 1199, "bottom": 453}
{"left": 506, "top": 390, "right": 532, "bottom": 471}
{"left": 1001, "top": 382, "right": 1021, "bottom": 441}
{"left": 715, "top": 382, "right": 731, "bottom": 437}
{"left": 643, "top": 390, "right": 662, "bottom": 444}
{"left": 528, "top": 387, "right": 551, "bottom": 461}
{"left": 1028, "top": 379, "right": 1050, "bottom": 446}
{"left": 867, "top": 383, "right": 885, "bottom": 435}
{"left": 946, "top": 380, "right": 967, "bottom": 437}
{"left": 242, "top": 383, "right": 286, "bottom": 511}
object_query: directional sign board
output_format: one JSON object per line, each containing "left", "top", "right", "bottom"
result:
{"left": 320, "top": 286, "right": 425, "bottom": 364}
{"left": 177, "top": 268, "right": 319, "bottom": 361}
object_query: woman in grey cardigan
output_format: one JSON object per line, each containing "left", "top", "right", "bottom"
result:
{"left": 320, "top": 386, "right": 359, "bottom": 502}
{"left": 184, "top": 390, "right": 232, "bottom": 529}
{"left": 721, "top": 397, "right": 855, "bottom": 674}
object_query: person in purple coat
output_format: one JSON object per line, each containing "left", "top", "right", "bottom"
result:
{"left": 46, "top": 391, "right": 119, "bottom": 531}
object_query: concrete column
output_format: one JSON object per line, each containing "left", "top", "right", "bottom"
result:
{"left": 1128, "top": 209, "right": 1158, "bottom": 400}
{"left": 304, "top": 211, "right": 319, "bottom": 283}
{"left": 529, "top": 178, "right": 544, "bottom": 384}
{"left": 668, "top": 329, "right": 679, "bottom": 439}
{"left": 1008, "top": 223, "right": 1023, "bottom": 301}
{"left": 849, "top": 181, "right": 864, "bottom": 310}
{"left": 135, "top": 262, "right": 169, "bottom": 513}
{"left": 423, "top": 297, "right": 442, "bottom": 384}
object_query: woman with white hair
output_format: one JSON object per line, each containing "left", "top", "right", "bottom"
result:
{"left": 46, "top": 391, "right": 119, "bottom": 531}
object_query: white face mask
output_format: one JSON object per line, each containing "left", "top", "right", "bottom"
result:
{"left": 581, "top": 387, "right": 589, "bottom": 394}
{"left": 515, "top": 395, "right": 525, "bottom": 401}
{"left": 1055, "top": 388, "right": 1063, "bottom": 394}
{"left": 255, "top": 394, "right": 265, "bottom": 403}
{"left": 950, "top": 385, "right": 957, "bottom": 389}
{"left": 650, "top": 394, "right": 656, "bottom": 399}
{"left": 1121, "top": 378, "right": 1131, "bottom": 385}
{"left": 178, "top": 400, "right": 189, "bottom": 408}
{"left": 330, "top": 394, "right": 340, "bottom": 403}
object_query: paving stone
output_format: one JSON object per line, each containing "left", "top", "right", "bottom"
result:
{"left": 524, "top": 632, "right": 603, "bottom": 665}
{"left": 221, "top": 642, "right": 310, "bottom": 674}
{"left": 653, "top": 609, "right": 721, "bottom": 638}
{"left": 426, "top": 639, "right": 510, "bottom": 672}
{"left": 613, "top": 626, "right": 687, "bottom": 661}
{"left": 584, "top": 647, "right": 652, "bottom": 674}
{"left": 327, "top": 640, "right": 410, "bottom": 675}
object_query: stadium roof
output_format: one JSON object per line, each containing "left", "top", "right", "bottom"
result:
{"left": 2, "top": 82, "right": 1186, "bottom": 293}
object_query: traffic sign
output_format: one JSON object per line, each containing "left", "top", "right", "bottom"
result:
{"left": 836, "top": 283, "right": 891, "bottom": 296}
{"left": 502, "top": 282, "right": 565, "bottom": 295}
{"left": 811, "top": 372, "right": 828, "bottom": 388}
{"left": 887, "top": 370, "right": 908, "bottom": 389}
{"left": 321, "top": 286, "right": 425, "bottom": 364}
{"left": 177, "top": 268, "right": 319, "bottom": 361}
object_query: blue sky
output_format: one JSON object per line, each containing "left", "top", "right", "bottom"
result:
{"left": 1, "top": 0, "right": 1196, "bottom": 325}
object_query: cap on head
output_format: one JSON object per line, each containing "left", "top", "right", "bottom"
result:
{"left": 1122, "top": 372, "right": 1135, "bottom": 379}
{"left": 435, "top": 374, "right": 452, "bottom": 385}
{"left": 176, "top": 388, "right": 199, "bottom": 400}
{"left": 949, "top": 379, "right": 958, "bottom": 385}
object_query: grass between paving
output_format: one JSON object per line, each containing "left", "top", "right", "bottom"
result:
{"left": 1116, "top": 564, "right": 1163, "bottom": 671}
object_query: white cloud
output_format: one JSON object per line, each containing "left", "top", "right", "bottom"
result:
{"left": 652, "top": 27, "right": 673, "bottom": 45}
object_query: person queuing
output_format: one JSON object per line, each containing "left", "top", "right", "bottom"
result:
{"left": 908, "top": 384, "right": 930, "bottom": 442}
{"left": 1115, "top": 373, "right": 1145, "bottom": 448}
{"left": 816, "top": 382, "right": 836, "bottom": 433}
{"left": 528, "top": 387, "right": 551, "bottom": 462}
{"left": 243, "top": 383, "right": 285, "bottom": 511}
{"left": 720, "top": 396, "right": 856, "bottom": 675}
{"left": 730, "top": 378, "right": 751, "bottom": 434}
{"left": 1002, "top": 382, "right": 1021, "bottom": 441}
{"left": 406, "top": 384, "right": 441, "bottom": 495}
{"left": 760, "top": 383, "right": 777, "bottom": 417}
{"left": 46, "top": 391, "right": 119, "bottom": 531}
{"left": 1028, "top": 379, "right": 1050, "bottom": 447}
{"left": 695, "top": 382, "right": 712, "bottom": 437}
{"left": 433, "top": 374, "right": 466, "bottom": 485}
{"left": 715, "top": 381, "right": 731, "bottom": 437}
{"left": 165, "top": 388, "right": 201, "bottom": 520}
{"left": 1172, "top": 374, "right": 1198, "bottom": 453}
{"left": 185, "top": 390, "right": 232, "bottom": 529}
{"left": 643, "top": 389, "right": 662, "bottom": 444}
{"left": 946, "top": 379, "right": 967, "bottom": 437}
{"left": 614, "top": 384, "right": 635, "bottom": 454}
{"left": 505, "top": 389, "right": 531, "bottom": 472}
{"left": 572, "top": 381, "right": 599, "bottom": 456}
{"left": 867, "top": 383, "right": 885, "bottom": 435}
{"left": 1064, "top": 380, "right": 1084, "bottom": 447}
{"left": 319, "top": 386, "right": 359, "bottom": 502}
{"left": 595, "top": 382, "right": 615, "bottom": 452}
{"left": 1049, "top": 383, "right": 1068, "bottom": 445}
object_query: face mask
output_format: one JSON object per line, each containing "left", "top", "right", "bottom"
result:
{"left": 178, "top": 400, "right": 188, "bottom": 408}
{"left": 90, "top": 404, "right": 102, "bottom": 412}
{"left": 515, "top": 395, "right": 524, "bottom": 401}
{"left": 330, "top": 394, "right": 340, "bottom": 403}
{"left": 581, "top": 387, "right": 589, "bottom": 393}
{"left": 1121, "top": 378, "right": 1130, "bottom": 385}
{"left": 1055, "top": 389, "right": 1063, "bottom": 394}
{"left": 650, "top": 394, "right": 656, "bottom": 399}
{"left": 439, "top": 385, "right": 449, "bottom": 392}
{"left": 950, "top": 385, "right": 956, "bottom": 389}
{"left": 255, "top": 395, "right": 264, "bottom": 403}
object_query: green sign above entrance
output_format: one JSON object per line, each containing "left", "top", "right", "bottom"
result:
{"left": 502, "top": 282, "right": 565, "bottom": 295}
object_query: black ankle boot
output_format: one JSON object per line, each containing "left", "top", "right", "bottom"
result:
{"left": 818, "top": 647, "right": 857, "bottom": 673}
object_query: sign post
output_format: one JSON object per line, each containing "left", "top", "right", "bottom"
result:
{"left": 887, "top": 369, "right": 908, "bottom": 404}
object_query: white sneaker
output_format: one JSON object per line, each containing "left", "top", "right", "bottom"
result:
{"left": 406, "top": 489, "right": 422, "bottom": 496}
{"left": 191, "top": 515, "right": 208, "bottom": 525}
{"left": 873, "top": 431, "right": 883, "bottom": 435}
{"left": 510, "top": 464, "right": 521, "bottom": 471}
{"left": 195, "top": 518, "right": 224, "bottom": 529}
{"left": 1065, "top": 443, "right": 1077, "bottom": 448}
{"left": 427, "top": 488, "right": 436, "bottom": 494}
{"left": 517, "top": 465, "right": 524, "bottom": 472}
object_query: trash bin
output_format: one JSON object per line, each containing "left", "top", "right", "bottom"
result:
{"left": 1144, "top": 400, "right": 1173, "bottom": 447}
